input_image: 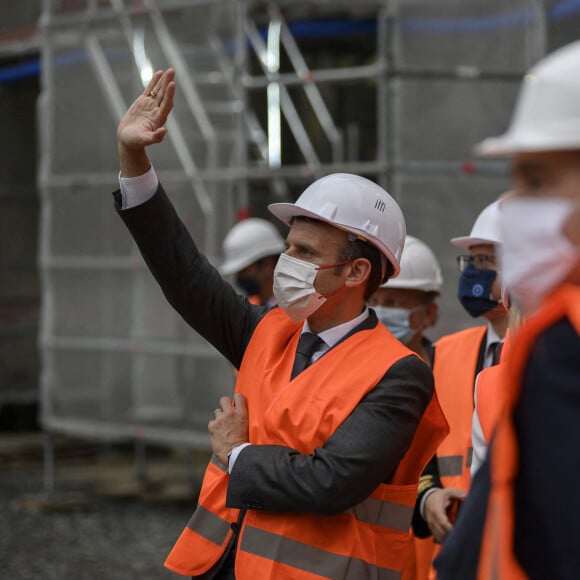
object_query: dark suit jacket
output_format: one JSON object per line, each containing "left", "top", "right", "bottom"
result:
{"left": 434, "top": 317, "right": 580, "bottom": 580}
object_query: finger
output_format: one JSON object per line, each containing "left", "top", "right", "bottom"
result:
{"left": 158, "top": 80, "right": 176, "bottom": 113}
{"left": 219, "top": 396, "right": 232, "bottom": 413}
{"left": 232, "top": 393, "right": 247, "bottom": 413}
{"left": 143, "top": 70, "right": 164, "bottom": 97}
{"left": 150, "top": 69, "right": 175, "bottom": 103}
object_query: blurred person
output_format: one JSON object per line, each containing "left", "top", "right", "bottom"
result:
{"left": 368, "top": 234, "right": 443, "bottom": 365}
{"left": 434, "top": 40, "right": 580, "bottom": 579}
{"left": 470, "top": 298, "right": 524, "bottom": 477}
{"left": 112, "top": 68, "right": 448, "bottom": 580}
{"left": 220, "top": 217, "right": 285, "bottom": 307}
{"left": 411, "top": 200, "right": 508, "bottom": 578}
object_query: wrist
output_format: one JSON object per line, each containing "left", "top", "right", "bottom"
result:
{"left": 118, "top": 144, "right": 151, "bottom": 178}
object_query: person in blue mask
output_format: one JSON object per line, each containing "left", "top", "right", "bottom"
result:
{"left": 367, "top": 235, "right": 443, "bottom": 366}
{"left": 410, "top": 199, "right": 508, "bottom": 579}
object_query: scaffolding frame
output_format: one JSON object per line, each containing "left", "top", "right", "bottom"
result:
{"left": 37, "top": 0, "right": 556, "bottom": 487}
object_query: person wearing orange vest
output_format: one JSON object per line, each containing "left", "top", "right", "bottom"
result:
{"left": 470, "top": 300, "right": 525, "bottom": 477}
{"left": 411, "top": 200, "right": 508, "bottom": 578}
{"left": 366, "top": 235, "right": 444, "bottom": 580}
{"left": 434, "top": 40, "right": 580, "bottom": 579}
{"left": 368, "top": 235, "right": 443, "bottom": 366}
{"left": 113, "top": 68, "right": 449, "bottom": 580}
{"left": 220, "top": 218, "right": 285, "bottom": 307}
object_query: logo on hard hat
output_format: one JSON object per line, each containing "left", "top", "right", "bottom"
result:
{"left": 472, "top": 283, "right": 484, "bottom": 297}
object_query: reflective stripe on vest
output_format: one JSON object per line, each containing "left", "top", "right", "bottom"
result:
{"left": 241, "top": 525, "right": 402, "bottom": 580}
{"left": 433, "top": 325, "right": 487, "bottom": 491}
{"left": 437, "top": 455, "right": 464, "bottom": 477}
{"left": 343, "top": 496, "right": 414, "bottom": 532}
{"left": 478, "top": 285, "right": 580, "bottom": 579}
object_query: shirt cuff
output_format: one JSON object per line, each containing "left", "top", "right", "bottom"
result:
{"left": 420, "top": 487, "right": 441, "bottom": 519}
{"left": 118, "top": 165, "right": 159, "bottom": 210}
{"left": 228, "top": 442, "right": 251, "bottom": 474}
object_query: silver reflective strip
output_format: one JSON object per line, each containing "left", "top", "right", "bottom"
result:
{"left": 186, "top": 505, "right": 230, "bottom": 546}
{"left": 344, "top": 497, "right": 413, "bottom": 532}
{"left": 211, "top": 454, "right": 228, "bottom": 473}
{"left": 438, "top": 455, "right": 464, "bottom": 477}
{"left": 241, "top": 525, "right": 401, "bottom": 580}
{"left": 466, "top": 447, "right": 473, "bottom": 468}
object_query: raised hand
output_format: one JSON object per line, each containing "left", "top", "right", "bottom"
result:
{"left": 117, "top": 68, "right": 176, "bottom": 177}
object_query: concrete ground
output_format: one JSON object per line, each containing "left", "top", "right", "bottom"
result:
{"left": 0, "top": 433, "right": 210, "bottom": 579}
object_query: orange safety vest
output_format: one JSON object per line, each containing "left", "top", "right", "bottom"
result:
{"left": 478, "top": 285, "right": 580, "bottom": 579}
{"left": 165, "top": 308, "right": 448, "bottom": 579}
{"left": 411, "top": 325, "right": 487, "bottom": 580}
{"left": 475, "top": 331, "right": 511, "bottom": 444}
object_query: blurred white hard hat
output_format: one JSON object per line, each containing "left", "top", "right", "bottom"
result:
{"left": 268, "top": 173, "right": 406, "bottom": 277}
{"left": 450, "top": 199, "right": 502, "bottom": 250}
{"left": 382, "top": 235, "right": 443, "bottom": 292}
{"left": 220, "top": 218, "right": 285, "bottom": 275}
{"left": 475, "top": 40, "right": 580, "bottom": 156}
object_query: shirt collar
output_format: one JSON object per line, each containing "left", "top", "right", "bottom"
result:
{"left": 302, "top": 307, "right": 370, "bottom": 348}
{"left": 485, "top": 322, "right": 503, "bottom": 349}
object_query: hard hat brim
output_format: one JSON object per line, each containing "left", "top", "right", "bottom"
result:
{"left": 219, "top": 255, "right": 255, "bottom": 275}
{"left": 269, "top": 201, "right": 324, "bottom": 227}
{"left": 475, "top": 129, "right": 580, "bottom": 157}
{"left": 450, "top": 235, "right": 500, "bottom": 250}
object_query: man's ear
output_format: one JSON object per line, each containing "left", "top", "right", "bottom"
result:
{"left": 344, "top": 258, "right": 372, "bottom": 288}
{"left": 423, "top": 301, "right": 439, "bottom": 329}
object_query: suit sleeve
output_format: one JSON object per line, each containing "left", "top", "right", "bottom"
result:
{"left": 114, "top": 185, "right": 267, "bottom": 368}
{"left": 512, "top": 319, "right": 580, "bottom": 579}
{"left": 226, "top": 355, "right": 434, "bottom": 514}
{"left": 411, "top": 454, "right": 442, "bottom": 537}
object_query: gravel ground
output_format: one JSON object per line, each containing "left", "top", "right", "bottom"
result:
{"left": 0, "top": 434, "right": 207, "bottom": 580}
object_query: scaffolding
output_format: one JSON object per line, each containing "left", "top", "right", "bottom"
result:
{"left": 35, "top": 0, "right": 580, "bottom": 470}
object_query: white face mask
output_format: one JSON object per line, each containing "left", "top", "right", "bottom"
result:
{"left": 273, "top": 253, "right": 348, "bottom": 322}
{"left": 499, "top": 197, "right": 580, "bottom": 314}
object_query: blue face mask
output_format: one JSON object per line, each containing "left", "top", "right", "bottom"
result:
{"left": 457, "top": 264, "right": 499, "bottom": 318}
{"left": 373, "top": 306, "right": 416, "bottom": 344}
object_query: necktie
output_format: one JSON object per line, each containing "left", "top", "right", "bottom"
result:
{"left": 489, "top": 341, "right": 503, "bottom": 366}
{"left": 291, "top": 332, "right": 324, "bottom": 379}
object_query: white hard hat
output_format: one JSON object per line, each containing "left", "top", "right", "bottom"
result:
{"left": 220, "top": 218, "right": 285, "bottom": 275}
{"left": 382, "top": 235, "right": 443, "bottom": 292}
{"left": 450, "top": 199, "right": 502, "bottom": 250}
{"left": 268, "top": 173, "right": 406, "bottom": 277}
{"left": 475, "top": 40, "right": 580, "bottom": 156}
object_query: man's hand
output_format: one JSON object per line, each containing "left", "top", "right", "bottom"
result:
{"left": 424, "top": 488, "right": 466, "bottom": 543}
{"left": 208, "top": 394, "right": 249, "bottom": 467}
{"left": 117, "top": 68, "right": 176, "bottom": 177}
